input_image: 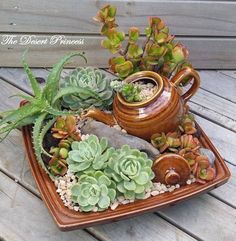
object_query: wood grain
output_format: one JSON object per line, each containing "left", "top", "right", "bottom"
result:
{"left": 0, "top": 172, "right": 98, "bottom": 241}
{"left": 1, "top": 0, "right": 236, "bottom": 36}
{"left": 0, "top": 34, "right": 236, "bottom": 68}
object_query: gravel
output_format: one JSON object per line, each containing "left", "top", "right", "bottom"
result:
{"left": 134, "top": 81, "right": 158, "bottom": 101}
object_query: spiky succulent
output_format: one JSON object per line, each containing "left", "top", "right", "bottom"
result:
{"left": 67, "top": 135, "right": 115, "bottom": 176}
{"left": 71, "top": 171, "right": 116, "bottom": 212}
{"left": 104, "top": 145, "right": 155, "bottom": 200}
{"left": 0, "top": 51, "right": 88, "bottom": 179}
{"left": 61, "top": 67, "right": 114, "bottom": 110}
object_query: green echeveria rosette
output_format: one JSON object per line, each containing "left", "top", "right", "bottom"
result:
{"left": 104, "top": 145, "right": 155, "bottom": 200}
{"left": 61, "top": 67, "right": 114, "bottom": 110}
{"left": 71, "top": 171, "right": 116, "bottom": 212}
{"left": 67, "top": 135, "right": 115, "bottom": 176}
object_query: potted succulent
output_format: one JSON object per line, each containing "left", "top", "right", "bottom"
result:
{"left": 90, "top": 5, "right": 200, "bottom": 140}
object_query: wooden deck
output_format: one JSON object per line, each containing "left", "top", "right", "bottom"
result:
{"left": 0, "top": 68, "right": 235, "bottom": 241}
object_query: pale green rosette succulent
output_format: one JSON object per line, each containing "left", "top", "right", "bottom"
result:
{"left": 62, "top": 67, "right": 114, "bottom": 110}
{"left": 67, "top": 135, "right": 115, "bottom": 176}
{"left": 71, "top": 171, "right": 116, "bottom": 212}
{"left": 104, "top": 145, "right": 155, "bottom": 200}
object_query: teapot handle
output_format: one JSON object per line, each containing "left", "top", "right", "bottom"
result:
{"left": 170, "top": 67, "right": 200, "bottom": 103}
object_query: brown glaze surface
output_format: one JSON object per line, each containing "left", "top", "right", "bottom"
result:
{"left": 22, "top": 117, "right": 230, "bottom": 230}
{"left": 113, "top": 67, "right": 200, "bottom": 140}
{"left": 152, "top": 154, "right": 191, "bottom": 185}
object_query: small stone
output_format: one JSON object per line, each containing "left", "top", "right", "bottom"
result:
{"left": 73, "top": 206, "right": 80, "bottom": 211}
{"left": 129, "top": 199, "right": 135, "bottom": 203}
{"left": 191, "top": 177, "right": 196, "bottom": 183}
{"left": 117, "top": 196, "right": 125, "bottom": 203}
{"left": 121, "top": 129, "right": 127, "bottom": 133}
{"left": 56, "top": 188, "right": 62, "bottom": 193}
{"left": 110, "top": 201, "right": 119, "bottom": 210}
{"left": 151, "top": 190, "right": 160, "bottom": 196}
{"left": 121, "top": 200, "right": 130, "bottom": 205}
{"left": 160, "top": 190, "right": 165, "bottom": 194}
{"left": 175, "top": 184, "right": 180, "bottom": 189}
{"left": 93, "top": 207, "right": 98, "bottom": 212}
{"left": 144, "top": 192, "right": 151, "bottom": 199}
{"left": 186, "top": 179, "right": 192, "bottom": 185}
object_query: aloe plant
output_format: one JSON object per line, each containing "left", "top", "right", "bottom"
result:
{"left": 0, "top": 52, "right": 90, "bottom": 179}
{"left": 94, "top": 5, "right": 192, "bottom": 80}
{"left": 67, "top": 135, "right": 115, "bottom": 176}
{"left": 104, "top": 145, "right": 155, "bottom": 200}
{"left": 61, "top": 67, "right": 114, "bottom": 110}
{"left": 71, "top": 171, "right": 116, "bottom": 212}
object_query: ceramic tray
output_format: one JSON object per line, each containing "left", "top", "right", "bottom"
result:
{"left": 22, "top": 121, "right": 231, "bottom": 231}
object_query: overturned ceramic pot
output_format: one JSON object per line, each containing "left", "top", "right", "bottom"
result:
{"left": 83, "top": 67, "right": 200, "bottom": 140}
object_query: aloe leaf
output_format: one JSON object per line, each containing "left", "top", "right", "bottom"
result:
{"left": 44, "top": 101, "right": 82, "bottom": 116}
{"left": 43, "top": 52, "right": 87, "bottom": 104}
{"left": 39, "top": 117, "right": 56, "bottom": 157}
{"left": 0, "top": 103, "right": 40, "bottom": 127}
{"left": 52, "top": 86, "right": 102, "bottom": 105}
{"left": 32, "top": 113, "right": 55, "bottom": 179}
{"left": 9, "top": 94, "right": 35, "bottom": 102}
{"left": 22, "top": 50, "right": 42, "bottom": 98}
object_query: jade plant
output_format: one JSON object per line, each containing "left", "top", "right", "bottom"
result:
{"left": 71, "top": 171, "right": 116, "bottom": 212}
{"left": 104, "top": 145, "right": 155, "bottom": 200}
{"left": 93, "top": 5, "right": 191, "bottom": 80}
{"left": 0, "top": 52, "right": 96, "bottom": 179}
{"left": 61, "top": 67, "right": 114, "bottom": 110}
{"left": 67, "top": 135, "right": 115, "bottom": 176}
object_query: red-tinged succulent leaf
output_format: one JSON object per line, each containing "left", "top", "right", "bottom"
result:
{"left": 147, "top": 43, "right": 167, "bottom": 57}
{"left": 129, "top": 27, "right": 140, "bottom": 43}
{"left": 145, "top": 27, "right": 152, "bottom": 37}
{"left": 127, "top": 43, "right": 143, "bottom": 58}
{"left": 166, "top": 136, "right": 181, "bottom": 148}
{"left": 154, "top": 31, "right": 168, "bottom": 44}
{"left": 65, "top": 115, "right": 76, "bottom": 134}
{"left": 205, "top": 167, "right": 216, "bottom": 181}
{"left": 191, "top": 162, "right": 199, "bottom": 175}
{"left": 196, "top": 178, "right": 206, "bottom": 184}
{"left": 151, "top": 132, "right": 166, "bottom": 149}
{"left": 109, "top": 56, "right": 126, "bottom": 72}
{"left": 172, "top": 43, "right": 189, "bottom": 63}
{"left": 101, "top": 39, "right": 111, "bottom": 49}
{"left": 115, "top": 61, "right": 134, "bottom": 78}
{"left": 196, "top": 155, "right": 210, "bottom": 169}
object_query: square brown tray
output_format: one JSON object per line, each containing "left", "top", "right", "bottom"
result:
{"left": 22, "top": 121, "right": 231, "bottom": 231}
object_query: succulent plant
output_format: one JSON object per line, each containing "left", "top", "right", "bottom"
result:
{"left": 0, "top": 52, "right": 88, "bottom": 179}
{"left": 70, "top": 171, "right": 116, "bottom": 212}
{"left": 179, "top": 114, "right": 197, "bottom": 134}
{"left": 61, "top": 67, "right": 114, "bottom": 110}
{"left": 67, "top": 135, "right": 115, "bottom": 176}
{"left": 94, "top": 5, "right": 192, "bottom": 79}
{"left": 51, "top": 115, "right": 81, "bottom": 141}
{"left": 151, "top": 132, "right": 181, "bottom": 153}
{"left": 104, "top": 145, "right": 155, "bottom": 200}
{"left": 48, "top": 139, "right": 73, "bottom": 176}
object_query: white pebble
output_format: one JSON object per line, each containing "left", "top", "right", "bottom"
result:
{"left": 191, "top": 177, "right": 196, "bottom": 183}
{"left": 110, "top": 201, "right": 119, "bottom": 210}
{"left": 73, "top": 206, "right": 80, "bottom": 211}
{"left": 160, "top": 190, "right": 165, "bottom": 194}
{"left": 151, "top": 190, "right": 160, "bottom": 196}
{"left": 93, "top": 207, "right": 98, "bottom": 212}
{"left": 129, "top": 199, "right": 135, "bottom": 203}
{"left": 117, "top": 196, "right": 125, "bottom": 202}
{"left": 56, "top": 188, "right": 62, "bottom": 193}
{"left": 144, "top": 192, "right": 151, "bottom": 199}
{"left": 175, "top": 184, "right": 180, "bottom": 189}
{"left": 121, "top": 200, "right": 130, "bottom": 205}
{"left": 186, "top": 179, "right": 192, "bottom": 185}
{"left": 121, "top": 129, "right": 127, "bottom": 133}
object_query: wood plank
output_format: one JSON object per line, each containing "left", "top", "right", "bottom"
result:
{"left": 0, "top": 172, "right": 98, "bottom": 241}
{"left": 1, "top": 0, "right": 236, "bottom": 36}
{"left": 159, "top": 195, "right": 236, "bottom": 241}
{"left": 210, "top": 162, "right": 236, "bottom": 208}
{"left": 189, "top": 89, "right": 236, "bottom": 132}
{"left": 199, "top": 70, "right": 236, "bottom": 103}
{"left": 1, "top": 34, "right": 236, "bottom": 69}
{"left": 195, "top": 115, "right": 236, "bottom": 166}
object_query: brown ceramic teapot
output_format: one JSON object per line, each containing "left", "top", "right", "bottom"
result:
{"left": 83, "top": 67, "right": 200, "bottom": 141}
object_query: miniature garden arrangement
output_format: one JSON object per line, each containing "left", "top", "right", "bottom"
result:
{"left": 0, "top": 4, "right": 230, "bottom": 221}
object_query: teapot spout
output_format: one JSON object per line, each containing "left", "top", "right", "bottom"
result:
{"left": 81, "top": 108, "right": 117, "bottom": 126}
